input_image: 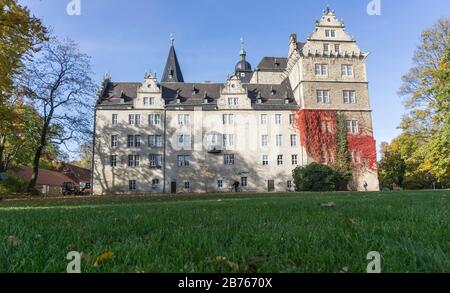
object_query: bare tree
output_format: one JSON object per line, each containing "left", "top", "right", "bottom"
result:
{"left": 18, "top": 37, "right": 95, "bottom": 191}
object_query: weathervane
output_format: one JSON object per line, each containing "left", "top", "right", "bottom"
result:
{"left": 240, "top": 37, "right": 245, "bottom": 50}
{"left": 170, "top": 33, "right": 175, "bottom": 46}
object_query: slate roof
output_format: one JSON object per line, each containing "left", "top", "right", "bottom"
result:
{"left": 161, "top": 45, "right": 184, "bottom": 83}
{"left": 96, "top": 79, "right": 298, "bottom": 110}
{"left": 257, "top": 57, "right": 288, "bottom": 72}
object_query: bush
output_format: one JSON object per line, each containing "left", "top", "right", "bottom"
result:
{"left": 292, "top": 163, "right": 351, "bottom": 192}
{"left": 0, "top": 174, "right": 29, "bottom": 194}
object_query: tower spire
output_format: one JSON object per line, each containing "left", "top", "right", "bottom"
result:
{"left": 161, "top": 33, "right": 184, "bottom": 83}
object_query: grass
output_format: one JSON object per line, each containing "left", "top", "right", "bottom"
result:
{"left": 0, "top": 190, "right": 449, "bottom": 273}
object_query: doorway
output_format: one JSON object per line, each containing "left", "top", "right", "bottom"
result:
{"left": 171, "top": 181, "right": 177, "bottom": 194}
{"left": 268, "top": 180, "right": 275, "bottom": 192}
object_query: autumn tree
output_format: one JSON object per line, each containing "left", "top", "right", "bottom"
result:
{"left": 18, "top": 37, "right": 95, "bottom": 191}
{"left": 0, "top": 0, "right": 47, "bottom": 104}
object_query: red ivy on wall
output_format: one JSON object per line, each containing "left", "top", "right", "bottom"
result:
{"left": 294, "top": 110, "right": 337, "bottom": 162}
{"left": 347, "top": 135, "right": 377, "bottom": 172}
{"left": 294, "top": 109, "right": 377, "bottom": 172}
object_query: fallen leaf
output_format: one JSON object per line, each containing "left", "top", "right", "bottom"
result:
{"left": 339, "top": 266, "right": 349, "bottom": 273}
{"left": 243, "top": 255, "right": 270, "bottom": 273}
{"left": 80, "top": 252, "right": 92, "bottom": 263}
{"left": 320, "top": 202, "right": 336, "bottom": 208}
{"left": 93, "top": 251, "right": 114, "bottom": 267}
{"left": 5, "top": 235, "right": 22, "bottom": 246}
{"left": 349, "top": 218, "right": 359, "bottom": 225}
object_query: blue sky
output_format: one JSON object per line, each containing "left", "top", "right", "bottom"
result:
{"left": 20, "top": 0, "right": 450, "bottom": 151}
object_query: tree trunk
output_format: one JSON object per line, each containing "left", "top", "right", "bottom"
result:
{"left": 27, "top": 118, "right": 50, "bottom": 192}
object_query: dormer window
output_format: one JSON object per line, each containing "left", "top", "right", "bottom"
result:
{"left": 143, "top": 97, "right": 155, "bottom": 106}
{"left": 240, "top": 73, "right": 245, "bottom": 77}
{"left": 325, "top": 29, "right": 336, "bottom": 37}
{"left": 228, "top": 97, "right": 239, "bottom": 106}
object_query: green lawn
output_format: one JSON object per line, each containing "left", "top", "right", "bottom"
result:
{"left": 0, "top": 191, "right": 449, "bottom": 273}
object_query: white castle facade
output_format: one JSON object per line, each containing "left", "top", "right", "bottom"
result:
{"left": 92, "top": 8, "right": 380, "bottom": 195}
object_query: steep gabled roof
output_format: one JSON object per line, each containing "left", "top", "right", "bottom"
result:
{"left": 161, "top": 45, "right": 184, "bottom": 83}
{"left": 257, "top": 57, "right": 288, "bottom": 72}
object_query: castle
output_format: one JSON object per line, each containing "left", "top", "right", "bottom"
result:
{"left": 92, "top": 8, "right": 379, "bottom": 195}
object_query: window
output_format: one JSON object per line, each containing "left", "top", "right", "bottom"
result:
{"left": 148, "top": 114, "right": 161, "bottom": 125}
{"left": 112, "top": 114, "right": 118, "bottom": 125}
{"left": 260, "top": 114, "right": 267, "bottom": 125}
{"left": 111, "top": 135, "right": 118, "bottom": 147}
{"left": 261, "top": 135, "right": 268, "bottom": 147}
{"left": 223, "top": 134, "right": 235, "bottom": 148}
{"left": 343, "top": 90, "right": 356, "bottom": 104}
{"left": 128, "top": 155, "right": 140, "bottom": 167}
{"left": 152, "top": 179, "right": 160, "bottom": 187}
{"left": 315, "top": 64, "right": 328, "bottom": 76}
{"left": 277, "top": 155, "right": 283, "bottom": 165}
{"left": 289, "top": 114, "right": 295, "bottom": 125}
{"left": 292, "top": 154, "right": 298, "bottom": 165}
{"left": 129, "top": 114, "right": 141, "bottom": 125}
{"left": 341, "top": 64, "right": 353, "bottom": 76}
{"left": 350, "top": 151, "right": 361, "bottom": 163}
{"left": 290, "top": 135, "right": 297, "bottom": 147}
{"left": 321, "top": 121, "right": 334, "bottom": 133}
{"left": 127, "top": 135, "right": 140, "bottom": 148}
{"left": 287, "top": 180, "right": 293, "bottom": 189}
{"left": 224, "top": 154, "right": 235, "bottom": 165}
{"left": 143, "top": 97, "right": 155, "bottom": 105}
{"left": 275, "top": 114, "right": 282, "bottom": 124}
{"left": 325, "top": 29, "right": 336, "bottom": 37}
{"left": 127, "top": 135, "right": 134, "bottom": 148}
{"left": 129, "top": 180, "right": 136, "bottom": 191}
{"left": 323, "top": 43, "right": 330, "bottom": 53}
{"left": 346, "top": 120, "right": 359, "bottom": 134}
{"left": 148, "top": 135, "right": 162, "bottom": 147}
{"left": 334, "top": 44, "right": 341, "bottom": 54}
{"left": 110, "top": 155, "right": 117, "bottom": 167}
{"left": 227, "top": 97, "right": 239, "bottom": 106}
{"left": 184, "top": 181, "right": 190, "bottom": 190}
{"left": 223, "top": 114, "right": 234, "bottom": 125}
{"left": 134, "top": 135, "right": 141, "bottom": 147}
{"left": 177, "top": 134, "right": 191, "bottom": 149}
{"left": 178, "top": 114, "right": 191, "bottom": 126}
{"left": 217, "top": 180, "right": 223, "bottom": 189}
{"left": 177, "top": 155, "right": 191, "bottom": 167}
{"left": 129, "top": 114, "right": 135, "bottom": 125}
{"left": 276, "top": 135, "right": 283, "bottom": 147}
{"left": 241, "top": 177, "right": 248, "bottom": 187}
{"left": 262, "top": 155, "right": 269, "bottom": 166}
{"left": 316, "top": 90, "right": 330, "bottom": 103}
{"left": 149, "top": 154, "right": 162, "bottom": 168}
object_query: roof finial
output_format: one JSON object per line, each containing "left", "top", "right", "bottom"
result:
{"left": 170, "top": 33, "right": 175, "bottom": 46}
{"left": 240, "top": 37, "right": 245, "bottom": 50}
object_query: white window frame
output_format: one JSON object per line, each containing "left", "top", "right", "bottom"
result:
{"left": 290, "top": 135, "right": 297, "bottom": 147}
{"left": 341, "top": 64, "right": 354, "bottom": 76}
{"left": 223, "top": 114, "right": 234, "bottom": 125}
{"left": 129, "top": 180, "right": 137, "bottom": 191}
{"left": 149, "top": 154, "right": 162, "bottom": 168}
{"left": 316, "top": 90, "right": 330, "bottom": 103}
{"left": 346, "top": 120, "right": 359, "bottom": 134}
{"left": 178, "top": 114, "right": 191, "bottom": 126}
{"left": 276, "top": 135, "right": 283, "bottom": 147}
{"left": 148, "top": 114, "right": 161, "bottom": 125}
{"left": 277, "top": 155, "right": 283, "bottom": 166}
{"left": 292, "top": 154, "right": 298, "bottom": 165}
{"left": 110, "top": 155, "right": 117, "bottom": 167}
{"left": 275, "top": 114, "right": 282, "bottom": 125}
{"left": 112, "top": 114, "right": 118, "bottom": 125}
{"left": 343, "top": 90, "right": 356, "bottom": 104}
{"left": 260, "top": 114, "right": 267, "bottom": 125}
{"left": 261, "top": 135, "right": 268, "bottom": 147}
{"left": 224, "top": 154, "right": 235, "bottom": 165}
{"left": 262, "top": 155, "right": 269, "bottom": 166}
